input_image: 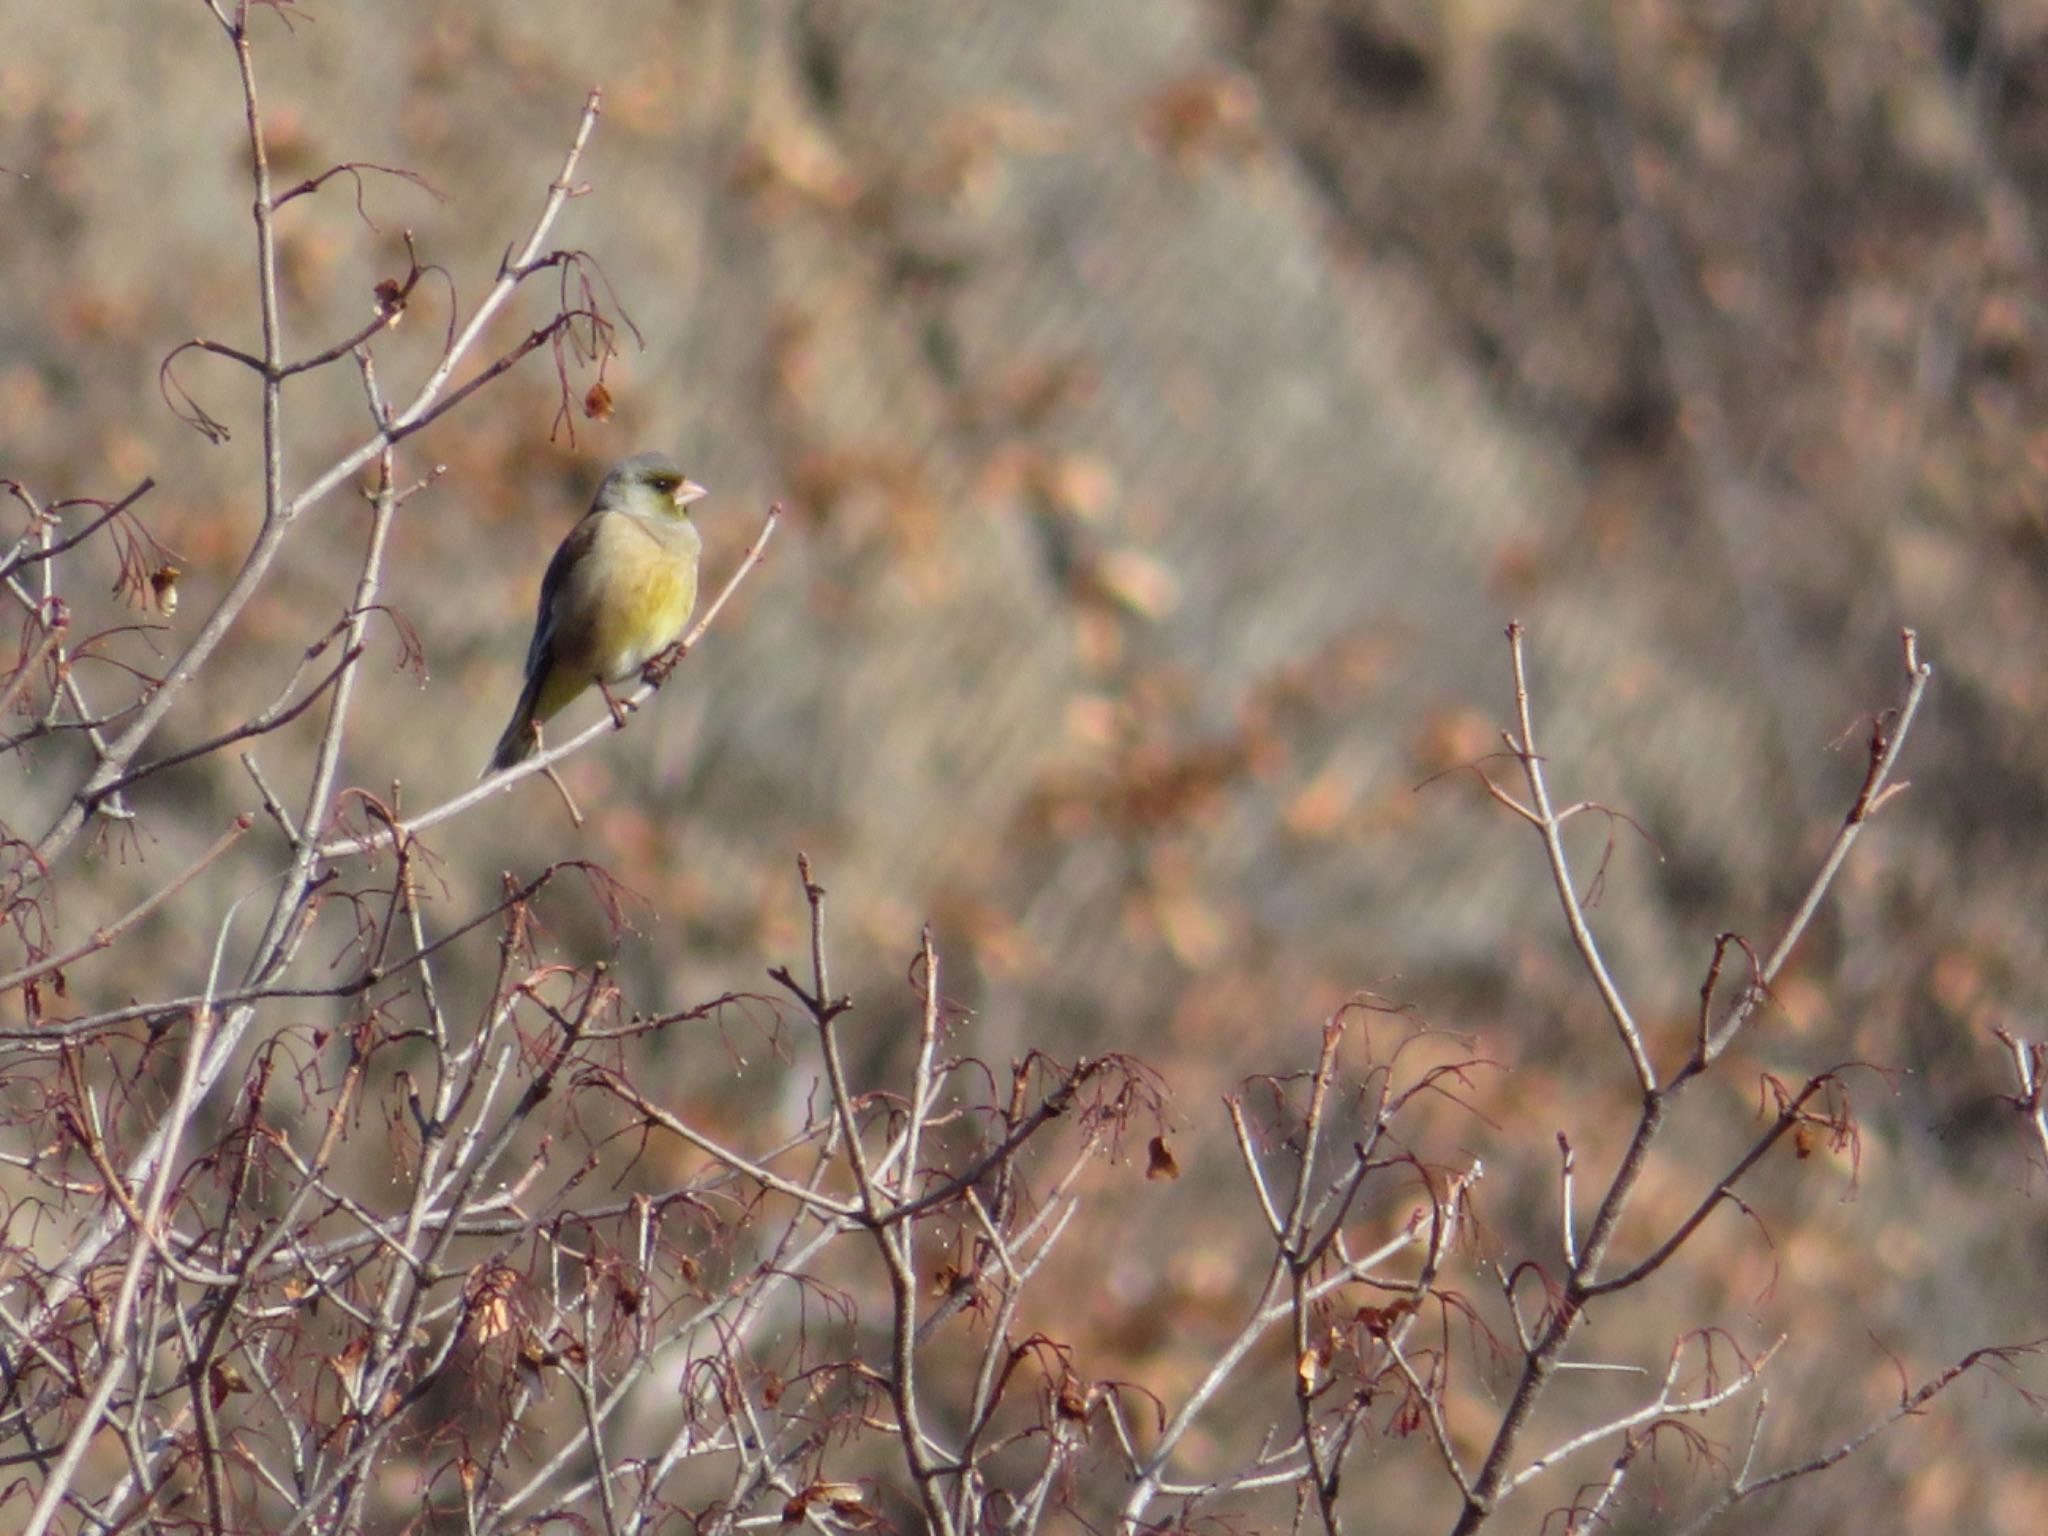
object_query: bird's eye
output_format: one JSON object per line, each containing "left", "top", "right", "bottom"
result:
{"left": 651, "top": 475, "right": 679, "bottom": 492}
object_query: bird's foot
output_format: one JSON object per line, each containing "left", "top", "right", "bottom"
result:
{"left": 641, "top": 641, "right": 684, "bottom": 688}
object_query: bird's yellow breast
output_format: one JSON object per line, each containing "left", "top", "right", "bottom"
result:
{"left": 587, "top": 550, "right": 697, "bottom": 678}
{"left": 548, "top": 510, "right": 701, "bottom": 687}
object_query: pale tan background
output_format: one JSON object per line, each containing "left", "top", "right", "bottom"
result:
{"left": 4, "top": 3, "right": 2046, "bottom": 1530}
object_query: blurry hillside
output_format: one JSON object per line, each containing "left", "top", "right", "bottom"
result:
{"left": 5, "top": 1, "right": 2047, "bottom": 1530}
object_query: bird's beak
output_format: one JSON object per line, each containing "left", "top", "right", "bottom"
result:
{"left": 673, "top": 479, "right": 708, "bottom": 508}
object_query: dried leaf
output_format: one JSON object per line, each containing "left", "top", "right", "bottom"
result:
{"left": 1140, "top": 70, "right": 1261, "bottom": 164}
{"left": 1357, "top": 1297, "right": 1416, "bottom": 1339}
{"left": 1283, "top": 766, "right": 1355, "bottom": 839}
{"left": 1145, "top": 1134, "right": 1180, "bottom": 1181}
{"left": 467, "top": 1265, "right": 520, "bottom": 1343}
{"left": 473, "top": 1290, "right": 513, "bottom": 1343}
{"left": 783, "top": 1481, "right": 867, "bottom": 1524}
{"left": 1090, "top": 547, "right": 1180, "bottom": 620}
{"left": 813, "top": 1482, "right": 866, "bottom": 1511}
{"left": 1055, "top": 1374, "right": 1093, "bottom": 1421}
{"left": 208, "top": 1360, "right": 248, "bottom": 1410}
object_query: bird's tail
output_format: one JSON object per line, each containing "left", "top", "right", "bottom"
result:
{"left": 485, "top": 671, "right": 546, "bottom": 775}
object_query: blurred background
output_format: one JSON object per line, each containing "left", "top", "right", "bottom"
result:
{"left": 5, "top": 1, "right": 2048, "bottom": 1530}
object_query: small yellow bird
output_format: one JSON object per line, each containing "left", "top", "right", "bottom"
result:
{"left": 486, "top": 452, "right": 707, "bottom": 773}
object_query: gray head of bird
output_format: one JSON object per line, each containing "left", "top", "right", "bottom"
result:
{"left": 601, "top": 452, "right": 708, "bottom": 517}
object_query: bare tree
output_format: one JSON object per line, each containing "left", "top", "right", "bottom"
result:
{"left": 2, "top": 6, "right": 2041, "bottom": 1535}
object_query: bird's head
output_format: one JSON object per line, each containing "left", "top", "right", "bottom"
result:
{"left": 601, "top": 452, "right": 707, "bottom": 519}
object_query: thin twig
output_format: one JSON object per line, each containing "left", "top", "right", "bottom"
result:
{"left": 0, "top": 817, "right": 252, "bottom": 1000}
{"left": 1502, "top": 621, "right": 1656, "bottom": 1091}
{"left": 1696, "top": 629, "right": 1933, "bottom": 1066}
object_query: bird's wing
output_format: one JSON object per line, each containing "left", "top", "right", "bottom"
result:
{"left": 524, "top": 512, "right": 606, "bottom": 679}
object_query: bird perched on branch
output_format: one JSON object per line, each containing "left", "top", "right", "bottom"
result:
{"left": 486, "top": 452, "right": 706, "bottom": 773}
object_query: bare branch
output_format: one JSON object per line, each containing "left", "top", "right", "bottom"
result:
{"left": 1501, "top": 620, "right": 1656, "bottom": 1091}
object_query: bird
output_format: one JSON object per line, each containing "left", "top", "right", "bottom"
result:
{"left": 485, "top": 452, "right": 707, "bottom": 774}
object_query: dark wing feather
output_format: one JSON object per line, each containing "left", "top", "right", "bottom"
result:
{"left": 523, "top": 513, "right": 604, "bottom": 679}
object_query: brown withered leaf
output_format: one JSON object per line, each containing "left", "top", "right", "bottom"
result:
{"left": 583, "top": 379, "right": 614, "bottom": 420}
{"left": 783, "top": 1481, "right": 868, "bottom": 1524}
{"left": 613, "top": 1277, "right": 641, "bottom": 1317}
{"left": 208, "top": 1360, "right": 249, "bottom": 1410}
{"left": 1087, "top": 547, "right": 1180, "bottom": 620}
{"left": 1055, "top": 1374, "right": 1093, "bottom": 1421}
{"left": 1145, "top": 1134, "right": 1180, "bottom": 1181}
{"left": 1282, "top": 766, "right": 1355, "bottom": 840}
{"left": 1411, "top": 705, "right": 1497, "bottom": 776}
{"left": 473, "top": 1292, "right": 513, "bottom": 1343}
{"left": 1356, "top": 1297, "right": 1417, "bottom": 1339}
{"left": 1140, "top": 70, "right": 1262, "bottom": 165}
{"left": 729, "top": 123, "right": 862, "bottom": 213}
{"left": 466, "top": 1265, "right": 520, "bottom": 1343}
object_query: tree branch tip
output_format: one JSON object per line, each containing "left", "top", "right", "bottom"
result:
{"left": 795, "top": 851, "right": 822, "bottom": 897}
